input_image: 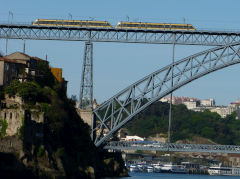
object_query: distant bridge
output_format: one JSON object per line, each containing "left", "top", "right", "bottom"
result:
{"left": 104, "top": 141, "right": 240, "bottom": 154}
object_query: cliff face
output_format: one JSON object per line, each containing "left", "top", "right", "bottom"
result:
{"left": 0, "top": 80, "right": 128, "bottom": 178}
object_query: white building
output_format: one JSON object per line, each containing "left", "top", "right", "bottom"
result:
{"left": 183, "top": 101, "right": 197, "bottom": 110}
{"left": 210, "top": 106, "right": 236, "bottom": 118}
{"left": 200, "top": 98, "right": 215, "bottom": 107}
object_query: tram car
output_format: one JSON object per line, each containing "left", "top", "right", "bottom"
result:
{"left": 32, "top": 19, "right": 112, "bottom": 28}
{"left": 115, "top": 21, "right": 195, "bottom": 31}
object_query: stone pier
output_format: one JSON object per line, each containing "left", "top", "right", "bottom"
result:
{"left": 77, "top": 109, "right": 93, "bottom": 127}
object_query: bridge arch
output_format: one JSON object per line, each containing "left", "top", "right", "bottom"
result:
{"left": 92, "top": 42, "right": 240, "bottom": 147}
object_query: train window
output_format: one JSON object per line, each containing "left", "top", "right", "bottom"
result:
{"left": 39, "top": 21, "right": 45, "bottom": 24}
{"left": 155, "top": 25, "right": 162, "bottom": 28}
{"left": 80, "top": 22, "right": 87, "bottom": 26}
{"left": 94, "top": 23, "right": 105, "bottom": 26}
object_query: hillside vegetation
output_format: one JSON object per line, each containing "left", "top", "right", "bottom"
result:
{"left": 0, "top": 61, "right": 128, "bottom": 178}
{"left": 126, "top": 101, "right": 240, "bottom": 145}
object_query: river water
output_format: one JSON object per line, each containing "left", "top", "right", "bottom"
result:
{"left": 106, "top": 172, "right": 240, "bottom": 179}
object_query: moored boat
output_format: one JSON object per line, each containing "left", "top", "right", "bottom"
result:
{"left": 129, "top": 164, "right": 140, "bottom": 172}
{"left": 146, "top": 165, "right": 154, "bottom": 173}
{"left": 208, "top": 165, "right": 240, "bottom": 176}
{"left": 161, "top": 164, "right": 187, "bottom": 174}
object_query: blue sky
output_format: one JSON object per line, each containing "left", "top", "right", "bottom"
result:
{"left": 1, "top": 0, "right": 240, "bottom": 105}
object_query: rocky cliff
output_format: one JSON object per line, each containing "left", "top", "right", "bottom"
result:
{"left": 0, "top": 79, "right": 128, "bottom": 178}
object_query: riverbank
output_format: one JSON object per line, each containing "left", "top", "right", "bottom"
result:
{"left": 117, "top": 172, "right": 240, "bottom": 179}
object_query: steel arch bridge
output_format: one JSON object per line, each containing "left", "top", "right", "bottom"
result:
{"left": 92, "top": 42, "right": 240, "bottom": 147}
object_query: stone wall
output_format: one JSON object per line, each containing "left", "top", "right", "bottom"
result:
{"left": 77, "top": 109, "right": 92, "bottom": 127}
{"left": 0, "top": 95, "right": 44, "bottom": 137}
{"left": 0, "top": 136, "right": 22, "bottom": 153}
{"left": 0, "top": 108, "right": 24, "bottom": 136}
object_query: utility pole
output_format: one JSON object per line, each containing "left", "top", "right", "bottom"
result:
{"left": 168, "top": 33, "right": 176, "bottom": 163}
{"left": 23, "top": 40, "right": 26, "bottom": 53}
{"left": 168, "top": 34, "right": 176, "bottom": 144}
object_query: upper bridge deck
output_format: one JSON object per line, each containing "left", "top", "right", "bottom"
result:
{"left": 1, "top": 23, "right": 240, "bottom": 46}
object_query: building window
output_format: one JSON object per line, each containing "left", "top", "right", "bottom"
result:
{"left": 5, "top": 63, "right": 9, "bottom": 71}
{"left": 10, "top": 112, "right": 12, "bottom": 119}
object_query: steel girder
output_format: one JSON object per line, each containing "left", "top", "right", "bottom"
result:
{"left": 104, "top": 141, "right": 240, "bottom": 154}
{"left": 1, "top": 24, "right": 240, "bottom": 45}
{"left": 92, "top": 42, "right": 240, "bottom": 147}
{"left": 79, "top": 42, "right": 93, "bottom": 109}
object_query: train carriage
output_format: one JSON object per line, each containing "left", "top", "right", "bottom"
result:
{"left": 32, "top": 19, "right": 195, "bottom": 31}
{"left": 116, "top": 21, "right": 195, "bottom": 31}
{"left": 32, "top": 19, "right": 112, "bottom": 28}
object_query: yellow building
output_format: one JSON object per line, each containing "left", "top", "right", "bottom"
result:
{"left": 50, "top": 68, "right": 63, "bottom": 82}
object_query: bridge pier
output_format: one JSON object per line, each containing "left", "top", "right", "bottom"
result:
{"left": 79, "top": 41, "right": 93, "bottom": 110}
{"left": 77, "top": 108, "right": 93, "bottom": 127}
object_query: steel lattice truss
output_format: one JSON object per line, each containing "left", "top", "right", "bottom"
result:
{"left": 2, "top": 24, "right": 240, "bottom": 45}
{"left": 79, "top": 42, "right": 93, "bottom": 109}
{"left": 92, "top": 42, "right": 240, "bottom": 147}
{"left": 104, "top": 141, "right": 240, "bottom": 154}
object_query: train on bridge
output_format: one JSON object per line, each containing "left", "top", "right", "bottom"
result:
{"left": 32, "top": 19, "right": 196, "bottom": 31}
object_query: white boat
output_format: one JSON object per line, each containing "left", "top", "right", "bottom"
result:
{"left": 208, "top": 165, "right": 240, "bottom": 176}
{"left": 161, "top": 164, "right": 187, "bottom": 174}
{"left": 152, "top": 163, "right": 161, "bottom": 173}
{"left": 129, "top": 164, "right": 140, "bottom": 172}
{"left": 137, "top": 164, "right": 147, "bottom": 172}
{"left": 146, "top": 165, "right": 154, "bottom": 173}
